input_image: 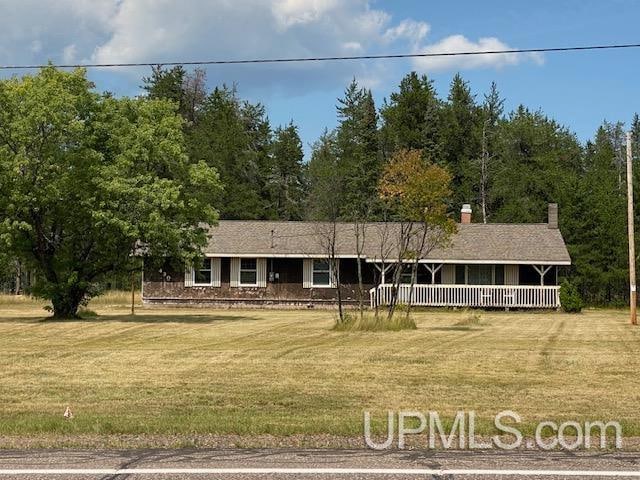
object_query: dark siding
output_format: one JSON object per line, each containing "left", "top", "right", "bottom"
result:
{"left": 143, "top": 256, "right": 377, "bottom": 305}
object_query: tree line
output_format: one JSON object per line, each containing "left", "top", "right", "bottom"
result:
{"left": 144, "top": 66, "right": 640, "bottom": 306}
{"left": 1, "top": 65, "right": 639, "bottom": 313}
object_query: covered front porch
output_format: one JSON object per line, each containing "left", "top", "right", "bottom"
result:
{"left": 368, "top": 262, "right": 562, "bottom": 309}
{"left": 369, "top": 284, "right": 560, "bottom": 308}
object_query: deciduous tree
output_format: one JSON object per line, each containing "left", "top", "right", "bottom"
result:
{"left": 0, "top": 67, "right": 221, "bottom": 318}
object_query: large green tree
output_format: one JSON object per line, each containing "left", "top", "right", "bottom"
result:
{"left": 188, "top": 85, "right": 271, "bottom": 219}
{"left": 267, "top": 123, "right": 306, "bottom": 220}
{"left": 490, "top": 106, "right": 582, "bottom": 223}
{"left": 335, "top": 79, "right": 381, "bottom": 220}
{"left": 440, "top": 74, "right": 481, "bottom": 211}
{"left": 307, "top": 130, "right": 342, "bottom": 221}
{"left": 0, "top": 67, "right": 221, "bottom": 318}
{"left": 563, "top": 127, "right": 627, "bottom": 304}
{"left": 380, "top": 72, "right": 442, "bottom": 159}
{"left": 143, "top": 65, "right": 207, "bottom": 126}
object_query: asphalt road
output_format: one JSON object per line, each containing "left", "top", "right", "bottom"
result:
{"left": 1, "top": 448, "right": 640, "bottom": 479}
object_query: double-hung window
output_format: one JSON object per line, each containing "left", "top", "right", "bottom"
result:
{"left": 312, "top": 259, "right": 331, "bottom": 287}
{"left": 239, "top": 258, "right": 258, "bottom": 286}
{"left": 194, "top": 259, "right": 212, "bottom": 286}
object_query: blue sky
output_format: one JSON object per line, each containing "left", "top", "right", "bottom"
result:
{"left": 1, "top": 0, "right": 639, "bottom": 158}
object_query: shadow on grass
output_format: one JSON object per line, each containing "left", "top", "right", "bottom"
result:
{"left": 0, "top": 314, "right": 260, "bottom": 324}
{"left": 429, "top": 325, "right": 480, "bottom": 331}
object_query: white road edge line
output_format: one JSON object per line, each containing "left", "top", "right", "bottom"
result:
{"left": 0, "top": 468, "right": 640, "bottom": 477}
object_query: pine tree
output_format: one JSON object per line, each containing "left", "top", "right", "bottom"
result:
{"left": 268, "top": 123, "right": 306, "bottom": 220}
{"left": 142, "top": 65, "right": 186, "bottom": 106}
{"left": 478, "top": 81, "right": 504, "bottom": 222}
{"left": 187, "top": 85, "right": 270, "bottom": 219}
{"left": 380, "top": 71, "right": 442, "bottom": 159}
{"left": 490, "top": 106, "right": 581, "bottom": 223}
{"left": 440, "top": 74, "right": 481, "bottom": 212}
{"left": 335, "top": 79, "right": 381, "bottom": 220}
{"left": 564, "top": 127, "right": 627, "bottom": 304}
{"left": 307, "top": 130, "right": 342, "bottom": 221}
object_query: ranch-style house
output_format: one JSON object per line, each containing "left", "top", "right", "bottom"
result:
{"left": 142, "top": 203, "right": 570, "bottom": 309}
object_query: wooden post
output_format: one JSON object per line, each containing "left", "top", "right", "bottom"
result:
{"left": 626, "top": 131, "right": 637, "bottom": 325}
{"left": 131, "top": 270, "right": 136, "bottom": 316}
{"left": 15, "top": 260, "right": 21, "bottom": 295}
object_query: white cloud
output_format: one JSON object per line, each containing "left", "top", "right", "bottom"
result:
{"left": 383, "top": 19, "right": 430, "bottom": 45}
{"left": 0, "top": 0, "right": 116, "bottom": 66}
{"left": 0, "top": 1, "right": 542, "bottom": 95}
{"left": 412, "top": 34, "right": 543, "bottom": 71}
{"left": 62, "top": 44, "right": 77, "bottom": 63}
{"left": 271, "top": 0, "right": 340, "bottom": 29}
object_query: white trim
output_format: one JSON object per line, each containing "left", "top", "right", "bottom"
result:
{"left": 199, "top": 253, "right": 570, "bottom": 265}
{"left": 238, "top": 258, "right": 259, "bottom": 287}
{"left": 302, "top": 258, "right": 313, "bottom": 289}
{"left": 204, "top": 253, "right": 571, "bottom": 265}
{"left": 204, "top": 253, "right": 360, "bottom": 259}
{"left": 230, "top": 258, "right": 240, "bottom": 288}
{"left": 193, "top": 258, "right": 214, "bottom": 287}
{"left": 371, "top": 284, "right": 561, "bottom": 308}
{"left": 366, "top": 259, "right": 570, "bottom": 265}
{"left": 310, "top": 258, "right": 333, "bottom": 288}
{"left": 1, "top": 467, "right": 636, "bottom": 477}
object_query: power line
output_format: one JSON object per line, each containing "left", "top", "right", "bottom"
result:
{"left": 1, "top": 42, "right": 640, "bottom": 70}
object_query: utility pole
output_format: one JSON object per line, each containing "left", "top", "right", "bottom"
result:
{"left": 626, "top": 131, "right": 637, "bottom": 325}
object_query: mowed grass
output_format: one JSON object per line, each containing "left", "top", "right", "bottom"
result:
{"left": 1, "top": 294, "right": 640, "bottom": 438}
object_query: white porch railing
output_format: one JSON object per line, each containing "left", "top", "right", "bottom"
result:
{"left": 369, "top": 284, "right": 561, "bottom": 309}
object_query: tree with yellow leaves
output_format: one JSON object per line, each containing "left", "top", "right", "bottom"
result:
{"left": 379, "top": 149, "right": 456, "bottom": 320}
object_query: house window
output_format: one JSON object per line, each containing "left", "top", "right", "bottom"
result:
{"left": 312, "top": 259, "right": 331, "bottom": 287}
{"left": 467, "top": 265, "right": 493, "bottom": 285}
{"left": 194, "top": 259, "right": 212, "bottom": 285}
{"left": 239, "top": 258, "right": 258, "bottom": 286}
{"left": 455, "top": 265, "right": 466, "bottom": 285}
{"left": 400, "top": 265, "right": 415, "bottom": 284}
{"left": 495, "top": 265, "right": 505, "bottom": 285}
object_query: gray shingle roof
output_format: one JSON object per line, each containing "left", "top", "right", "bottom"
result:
{"left": 204, "top": 221, "right": 571, "bottom": 265}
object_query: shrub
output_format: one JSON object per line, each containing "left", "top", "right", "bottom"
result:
{"left": 560, "top": 280, "right": 583, "bottom": 313}
{"left": 333, "top": 312, "right": 417, "bottom": 332}
{"left": 455, "top": 311, "right": 485, "bottom": 326}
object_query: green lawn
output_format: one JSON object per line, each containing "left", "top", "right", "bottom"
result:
{"left": 1, "top": 294, "right": 640, "bottom": 441}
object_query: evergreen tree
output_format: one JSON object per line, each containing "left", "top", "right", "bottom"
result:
{"left": 307, "top": 130, "right": 342, "bottom": 221}
{"left": 491, "top": 106, "right": 581, "bottom": 223}
{"left": 380, "top": 71, "right": 442, "bottom": 159}
{"left": 564, "top": 127, "right": 627, "bottom": 304}
{"left": 477, "top": 81, "right": 504, "bottom": 222}
{"left": 268, "top": 123, "right": 306, "bottom": 220}
{"left": 440, "top": 74, "right": 481, "bottom": 212}
{"left": 335, "top": 79, "right": 380, "bottom": 220}
{"left": 188, "top": 85, "right": 271, "bottom": 219}
{"left": 142, "top": 65, "right": 207, "bottom": 126}
{"left": 142, "top": 65, "right": 186, "bottom": 110}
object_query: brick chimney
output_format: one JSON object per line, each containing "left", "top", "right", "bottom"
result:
{"left": 548, "top": 203, "right": 558, "bottom": 229}
{"left": 461, "top": 204, "right": 472, "bottom": 224}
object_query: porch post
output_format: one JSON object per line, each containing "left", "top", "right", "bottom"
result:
{"left": 422, "top": 263, "right": 442, "bottom": 284}
{"left": 372, "top": 262, "right": 393, "bottom": 284}
{"left": 532, "top": 265, "right": 552, "bottom": 286}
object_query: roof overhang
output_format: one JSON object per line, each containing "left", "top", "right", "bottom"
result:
{"left": 203, "top": 253, "right": 359, "bottom": 259}
{"left": 202, "top": 253, "right": 570, "bottom": 265}
{"left": 365, "top": 258, "right": 571, "bottom": 265}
